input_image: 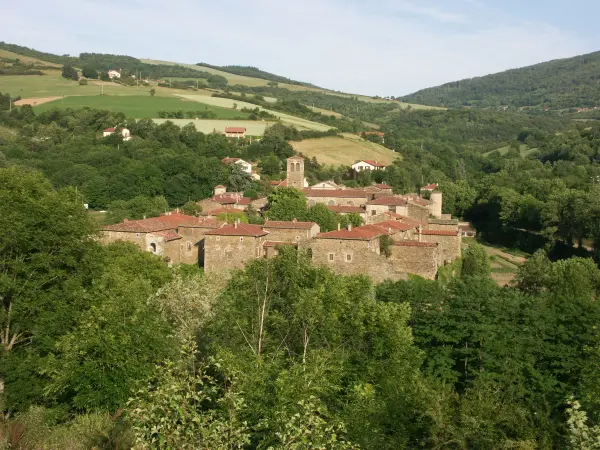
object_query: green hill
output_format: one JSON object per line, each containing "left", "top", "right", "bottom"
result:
{"left": 399, "top": 50, "right": 600, "bottom": 109}
{"left": 195, "top": 63, "right": 319, "bottom": 88}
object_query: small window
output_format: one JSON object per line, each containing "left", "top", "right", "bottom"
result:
{"left": 216, "top": 236, "right": 221, "bottom": 241}
{"left": 347, "top": 201, "right": 354, "bottom": 206}
{"left": 388, "top": 205, "right": 395, "bottom": 212}
{"left": 328, "top": 200, "right": 335, "bottom": 206}
{"left": 136, "top": 233, "right": 140, "bottom": 237}
{"left": 150, "top": 243, "right": 157, "bottom": 253}
{"left": 346, "top": 253, "right": 352, "bottom": 262}
{"left": 186, "top": 241, "right": 192, "bottom": 251}
{"left": 295, "top": 236, "right": 300, "bottom": 241}
{"left": 290, "top": 164, "right": 295, "bottom": 172}
{"left": 328, "top": 253, "right": 334, "bottom": 262}
{"left": 371, "top": 210, "right": 377, "bottom": 216}
{"left": 240, "top": 237, "right": 244, "bottom": 243}
{"left": 296, "top": 162, "right": 301, "bottom": 171}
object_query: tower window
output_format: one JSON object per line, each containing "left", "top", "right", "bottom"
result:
{"left": 150, "top": 243, "right": 157, "bottom": 253}
{"left": 290, "top": 164, "right": 295, "bottom": 172}
{"left": 328, "top": 253, "right": 334, "bottom": 262}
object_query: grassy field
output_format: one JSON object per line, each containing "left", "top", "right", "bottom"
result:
{"left": 176, "top": 94, "right": 331, "bottom": 131}
{"left": 0, "top": 73, "right": 181, "bottom": 99}
{"left": 0, "top": 49, "right": 60, "bottom": 67}
{"left": 152, "top": 119, "right": 276, "bottom": 135}
{"left": 290, "top": 133, "right": 400, "bottom": 166}
{"left": 34, "top": 95, "right": 249, "bottom": 119}
{"left": 462, "top": 237, "right": 527, "bottom": 286}
{"left": 483, "top": 144, "right": 538, "bottom": 157}
{"left": 307, "top": 105, "right": 343, "bottom": 118}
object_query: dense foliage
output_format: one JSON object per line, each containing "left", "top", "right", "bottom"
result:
{"left": 196, "top": 62, "right": 319, "bottom": 87}
{"left": 400, "top": 50, "right": 600, "bottom": 109}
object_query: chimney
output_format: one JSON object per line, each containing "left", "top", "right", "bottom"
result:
{"left": 418, "top": 225, "right": 423, "bottom": 242}
{"left": 143, "top": 215, "right": 146, "bottom": 219}
{"left": 292, "top": 218, "right": 297, "bottom": 223}
{"left": 338, "top": 223, "right": 341, "bottom": 231}
{"left": 234, "top": 219, "right": 239, "bottom": 229}
{"left": 388, "top": 227, "right": 392, "bottom": 234}
{"left": 124, "top": 218, "right": 129, "bottom": 222}
{"left": 347, "top": 224, "right": 352, "bottom": 231}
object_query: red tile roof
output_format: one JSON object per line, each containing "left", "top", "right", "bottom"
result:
{"left": 151, "top": 230, "right": 182, "bottom": 242}
{"left": 201, "top": 207, "right": 246, "bottom": 217}
{"left": 214, "top": 184, "right": 225, "bottom": 188}
{"left": 222, "top": 157, "right": 241, "bottom": 164}
{"left": 213, "top": 194, "right": 239, "bottom": 204}
{"left": 327, "top": 205, "right": 365, "bottom": 214}
{"left": 359, "top": 220, "right": 414, "bottom": 234}
{"left": 374, "top": 183, "right": 393, "bottom": 189}
{"left": 103, "top": 213, "right": 208, "bottom": 233}
{"left": 367, "top": 196, "right": 408, "bottom": 206}
{"left": 224, "top": 127, "right": 246, "bottom": 133}
{"left": 392, "top": 214, "right": 424, "bottom": 226}
{"left": 263, "top": 220, "right": 317, "bottom": 230}
{"left": 303, "top": 188, "right": 370, "bottom": 198}
{"left": 237, "top": 197, "right": 252, "bottom": 205}
{"left": 421, "top": 229, "right": 458, "bottom": 236}
{"left": 393, "top": 241, "right": 437, "bottom": 248}
{"left": 178, "top": 218, "right": 220, "bottom": 228}
{"left": 360, "top": 160, "right": 387, "bottom": 167}
{"left": 263, "top": 241, "right": 298, "bottom": 248}
{"left": 205, "top": 223, "right": 268, "bottom": 237}
{"left": 421, "top": 183, "right": 438, "bottom": 191}
{"left": 316, "top": 228, "right": 381, "bottom": 241}
{"left": 409, "top": 197, "right": 431, "bottom": 206}
{"left": 104, "top": 127, "right": 116, "bottom": 132}
{"left": 288, "top": 155, "right": 304, "bottom": 160}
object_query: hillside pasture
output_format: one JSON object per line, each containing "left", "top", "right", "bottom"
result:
{"left": 483, "top": 144, "right": 538, "bottom": 157}
{"left": 0, "top": 49, "right": 61, "bottom": 67}
{"left": 0, "top": 73, "right": 178, "bottom": 99}
{"left": 152, "top": 119, "right": 276, "bottom": 135}
{"left": 176, "top": 94, "right": 332, "bottom": 131}
{"left": 290, "top": 133, "right": 400, "bottom": 167}
{"left": 34, "top": 95, "right": 249, "bottom": 119}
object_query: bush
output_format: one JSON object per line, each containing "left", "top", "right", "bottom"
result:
{"left": 78, "top": 78, "right": 88, "bottom": 86}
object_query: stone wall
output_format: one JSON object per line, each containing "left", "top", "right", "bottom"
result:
{"left": 261, "top": 228, "right": 315, "bottom": 244}
{"left": 427, "top": 223, "right": 459, "bottom": 232}
{"left": 389, "top": 242, "right": 439, "bottom": 280}
{"left": 177, "top": 226, "right": 218, "bottom": 265}
{"left": 198, "top": 199, "right": 224, "bottom": 213}
{"left": 101, "top": 230, "right": 147, "bottom": 249}
{"left": 308, "top": 237, "right": 401, "bottom": 283}
{"left": 407, "top": 203, "right": 430, "bottom": 222}
{"left": 307, "top": 195, "right": 370, "bottom": 207}
{"left": 204, "top": 235, "right": 265, "bottom": 273}
{"left": 421, "top": 233, "right": 461, "bottom": 263}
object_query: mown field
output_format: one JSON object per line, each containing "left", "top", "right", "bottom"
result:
{"left": 152, "top": 118, "right": 276, "bottom": 135}
{"left": 34, "top": 95, "right": 249, "bottom": 119}
{"left": 290, "top": 134, "right": 400, "bottom": 166}
{"left": 176, "top": 94, "right": 332, "bottom": 131}
{"left": 0, "top": 49, "right": 60, "bottom": 67}
{"left": 483, "top": 143, "right": 538, "bottom": 157}
{"left": 0, "top": 72, "right": 179, "bottom": 99}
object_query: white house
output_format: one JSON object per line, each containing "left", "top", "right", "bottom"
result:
{"left": 222, "top": 157, "right": 253, "bottom": 174}
{"left": 103, "top": 127, "right": 131, "bottom": 141}
{"left": 224, "top": 127, "right": 246, "bottom": 138}
{"left": 311, "top": 180, "right": 340, "bottom": 190}
{"left": 351, "top": 160, "right": 387, "bottom": 172}
{"left": 107, "top": 70, "right": 121, "bottom": 79}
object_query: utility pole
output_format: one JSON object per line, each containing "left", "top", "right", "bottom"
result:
{"left": 102, "top": 83, "right": 104, "bottom": 96}
{"left": 9, "top": 97, "right": 11, "bottom": 112}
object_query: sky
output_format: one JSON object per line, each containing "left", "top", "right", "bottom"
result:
{"left": 2, "top": 0, "right": 599, "bottom": 96}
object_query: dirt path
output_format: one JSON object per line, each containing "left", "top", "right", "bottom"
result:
{"left": 484, "top": 246, "right": 526, "bottom": 265}
{"left": 14, "top": 96, "right": 61, "bottom": 107}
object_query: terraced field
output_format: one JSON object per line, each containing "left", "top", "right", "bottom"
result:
{"left": 152, "top": 119, "right": 276, "bottom": 135}
{"left": 290, "top": 133, "right": 400, "bottom": 166}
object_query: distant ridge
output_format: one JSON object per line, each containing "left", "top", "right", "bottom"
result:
{"left": 400, "top": 50, "right": 600, "bottom": 109}
{"left": 196, "top": 63, "right": 320, "bottom": 89}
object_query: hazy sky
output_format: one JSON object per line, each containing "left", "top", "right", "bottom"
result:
{"left": 2, "top": 0, "right": 599, "bottom": 96}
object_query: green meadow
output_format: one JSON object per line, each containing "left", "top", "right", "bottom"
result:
{"left": 35, "top": 95, "right": 250, "bottom": 119}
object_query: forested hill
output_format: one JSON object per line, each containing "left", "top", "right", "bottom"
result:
{"left": 399, "top": 50, "right": 600, "bottom": 109}
{"left": 196, "top": 63, "right": 320, "bottom": 88}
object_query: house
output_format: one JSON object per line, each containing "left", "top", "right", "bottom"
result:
{"left": 311, "top": 180, "right": 340, "bottom": 190}
{"left": 222, "top": 157, "right": 253, "bottom": 174}
{"left": 420, "top": 183, "right": 438, "bottom": 193}
{"left": 261, "top": 219, "right": 320, "bottom": 244}
{"left": 360, "top": 131, "right": 385, "bottom": 143}
{"left": 107, "top": 70, "right": 121, "bottom": 79}
{"left": 351, "top": 160, "right": 387, "bottom": 172}
{"left": 224, "top": 127, "right": 246, "bottom": 138}
{"left": 203, "top": 222, "right": 268, "bottom": 272}
{"left": 103, "top": 127, "right": 131, "bottom": 141}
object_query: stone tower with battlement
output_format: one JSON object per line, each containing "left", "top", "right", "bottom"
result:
{"left": 287, "top": 156, "right": 305, "bottom": 189}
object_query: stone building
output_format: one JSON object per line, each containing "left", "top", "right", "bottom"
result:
{"left": 304, "top": 189, "right": 373, "bottom": 207}
{"left": 327, "top": 205, "right": 368, "bottom": 224}
{"left": 261, "top": 220, "right": 320, "bottom": 244}
{"left": 101, "top": 213, "right": 219, "bottom": 264}
{"left": 287, "top": 155, "right": 305, "bottom": 189}
{"left": 420, "top": 229, "right": 461, "bottom": 264}
{"left": 366, "top": 196, "right": 409, "bottom": 219}
{"left": 389, "top": 241, "right": 439, "bottom": 279}
{"left": 203, "top": 223, "right": 268, "bottom": 272}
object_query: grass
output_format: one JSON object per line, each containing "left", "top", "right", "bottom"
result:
{"left": 483, "top": 144, "right": 538, "bottom": 157}
{"left": 34, "top": 95, "right": 249, "bottom": 119}
{"left": 0, "top": 73, "right": 179, "bottom": 99}
{"left": 0, "top": 49, "right": 60, "bottom": 67}
{"left": 176, "top": 94, "right": 331, "bottom": 131}
{"left": 290, "top": 134, "right": 401, "bottom": 166}
{"left": 152, "top": 118, "right": 276, "bottom": 135}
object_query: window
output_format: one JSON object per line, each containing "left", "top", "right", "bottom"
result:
{"left": 295, "top": 236, "right": 300, "bottom": 241}
{"left": 136, "top": 233, "right": 140, "bottom": 237}
{"left": 240, "top": 237, "right": 244, "bottom": 243}
{"left": 371, "top": 210, "right": 377, "bottom": 216}
{"left": 296, "top": 162, "right": 301, "bottom": 171}
{"left": 309, "top": 200, "right": 316, "bottom": 206}
{"left": 290, "top": 163, "right": 295, "bottom": 172}
{"left": 347, "top": 201, "right": 354, "bottom": 206}
{"left": 388, "top": 205, "right": 395, "bottom": 212}
{"left": 328, "top": 253, "right": 334, "bottom": 262}
{"left": 150, "top": 243, "right": 157, "bottom": 253}
{"left": 346, "top": 253, "right": 353, "bottom": 262}
{"left": 328, "top": 200, "right": 335, "bottom": 206}
{"left": 186, "top": 241, "right": 192, "bottom": 251}
{"left": 216, "top": 236, "right": 221, "bottom": 241}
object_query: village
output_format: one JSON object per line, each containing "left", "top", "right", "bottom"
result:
{"left": 102, "top": 155, "right": 471, "bottom": 281}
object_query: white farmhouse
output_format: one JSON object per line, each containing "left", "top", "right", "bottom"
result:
{"left": 103, "top": 127, "right": 132, "bottom": 141}
{"left": 351, "top": 160, "right": 387, "bottom": 172}
{"left": 107, "top": 70, "right": 121, "bottom": 79}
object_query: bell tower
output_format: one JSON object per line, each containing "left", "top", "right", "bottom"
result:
{"left": 286, "top": 156, "right": 305, "bottom": 189}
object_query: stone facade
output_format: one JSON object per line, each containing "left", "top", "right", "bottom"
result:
{"left": 389, "top": 241, "right": 439, "bottom": 280}
{"left": 287, "top": 156, "right": 305, "bottom": 189}
{"left": 203, "top": 223, "right": 268, "bottom": 273}
{"left": 421, "top": 230, "right": 461, "bottom": 264}
{"left": 261, "top": 221, "right": 320, "bottom": 245}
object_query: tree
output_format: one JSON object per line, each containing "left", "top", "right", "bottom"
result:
{"left": 228, "top": 164, "right": 252, "bottom": 193}
{"left": 81, "top": 66, "right": 98, "bottom": 79}
{"left": 78, "top": 78, "right": 88, "bottom": 86}
{"left": 180, "top": 200, "right": 202, "bottom": 216}
{"left": 461, "top": 242, "right": 491, "bottom": 278}
{"left": 259, "top": 154, "right": 282, "bottom": 177}
{"left": 232, "top": 102, "right": 237, "bottom": 110}
{"left": 149, "top": 88, "right": 156, "bottom": 97}
{"left": 61, "top": 65, "right": 78, "bottom": 81}
{"left": 305, "top": 203, "right": 338, "bottom": 231}
{"left": 266, "top": 187, "right": 307, "bottom": 220}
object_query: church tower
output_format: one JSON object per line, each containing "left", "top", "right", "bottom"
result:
{"left": 286, "top": 156, "right": 305, "bottom": 189}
